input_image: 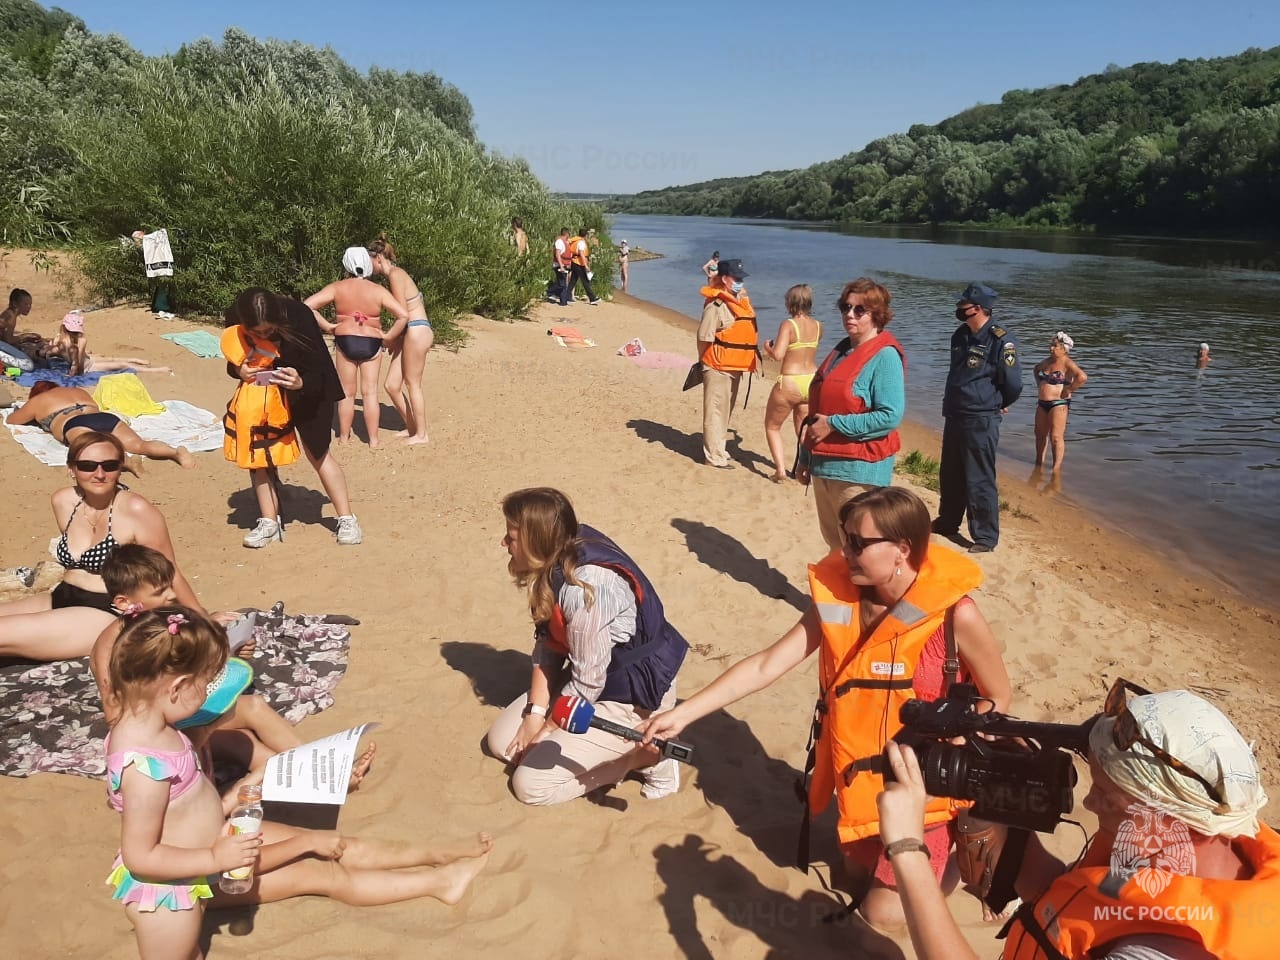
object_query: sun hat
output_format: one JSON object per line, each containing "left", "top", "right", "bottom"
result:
{"left": 61, "top": 311, "right": 85, "bottom": 333}
{"left": 174, "top": 657, "right": 253, "bottom": 729}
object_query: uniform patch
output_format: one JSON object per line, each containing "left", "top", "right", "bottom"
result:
{"left": 1002, "top": 343, "right": 1017, "bottom": 367}
{"left": 966, "top": 355, "right": 981, "bottom": 368}
{"left": 871, "top": 661, "right": 906, "bottom": 677}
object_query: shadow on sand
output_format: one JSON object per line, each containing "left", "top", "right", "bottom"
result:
{"left": 671, "top": 518, "right": 808, "bottom": 612}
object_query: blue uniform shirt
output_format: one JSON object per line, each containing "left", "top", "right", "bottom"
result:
{"left": 943, "top": 318, "right": 1023, "bottom": 416}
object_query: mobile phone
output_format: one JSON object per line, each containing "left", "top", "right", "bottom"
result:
{"left": 253, "top": 370, "right": 275, "bottom": 386}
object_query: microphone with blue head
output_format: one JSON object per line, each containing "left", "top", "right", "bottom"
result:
{"left": 552, "top": 694, "right": 695, "bottom": 765}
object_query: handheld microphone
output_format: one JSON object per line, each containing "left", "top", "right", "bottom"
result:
{"left": 552, "top": 695, "right": 695, "bottom": 764}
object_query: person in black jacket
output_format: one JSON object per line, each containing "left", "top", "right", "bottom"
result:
{"left": 224, "top": 288, "right": 363, "bottom": 546}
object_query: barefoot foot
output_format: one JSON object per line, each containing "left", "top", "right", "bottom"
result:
{"left": 404, "top": 434, "right": 429, "bottom": 446}
{"left": 175, "top": 447, "right": 197, "bottom": 470}
{"left": 434, "top": 831, "right": 494, "bottom": 865}
{"left": 348, "top": 741, "right": 377, "bottom": 792}
{"left": 433, "top": 850, "right": 490, "bottom": 905}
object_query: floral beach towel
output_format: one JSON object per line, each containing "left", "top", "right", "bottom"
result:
{"left": 0, "top": 602, "right": 356, "bottom": 779}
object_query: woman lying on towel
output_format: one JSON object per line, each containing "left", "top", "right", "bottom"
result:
{"left": 0, "top": 430, "right": 205, "bottom": 661}
{"left": 7, "top": 382, "right": 195, "bottom": 468}
{"left": 46, "top": 310, "right": 172, "bottom": 376}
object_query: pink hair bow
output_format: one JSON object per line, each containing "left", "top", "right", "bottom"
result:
{"left": 166, "top": 613, "right": 188, "bottom": 635}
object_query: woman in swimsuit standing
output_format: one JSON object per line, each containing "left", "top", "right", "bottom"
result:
{"left": 762, "top": 284, "right": 822, "bottom": 484}
{"left": 0, "top": 429, "right": 204, "bottom": 660}
{"left": 304, "top": 247, "right": 409, "bottom": 448}
{"left": 1032, "top": 331, "right": 1088, "bottom": 477}
{"left": 367, "top": 236, "right": 433, "bottom": 445}
{"left": 7, "top": 382, "right": 195, "bottom": 468}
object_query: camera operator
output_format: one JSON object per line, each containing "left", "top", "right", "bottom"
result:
{"left": 877, "top": 689, "right": 1277, "bottom": 960}
{"left": 642, "top": 486, "right": 1011, "bottom": 931}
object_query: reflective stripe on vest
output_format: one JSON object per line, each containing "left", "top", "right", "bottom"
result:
{"left": 1002, "top": 824, "right": 1280, "bottom": 960}
{"left": 806, "top": 331, "right": 906, "bottom": 462}
{"left": 806, "top": 546, "right": 984, "bottom": 845}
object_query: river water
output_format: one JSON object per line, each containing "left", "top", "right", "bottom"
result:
{"left": 610, "top": 214, "right": 1280, "bottom": 607}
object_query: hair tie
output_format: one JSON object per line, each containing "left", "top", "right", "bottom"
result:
{"left": 121, "top": 601, "right": 144, "bottom": 617}
{"left": 166, "top": 613, "right": 188, "bottom": 635}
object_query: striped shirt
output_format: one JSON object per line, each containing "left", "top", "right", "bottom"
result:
{"left": 532, "top": 564, "right": 637, "bottom": 702}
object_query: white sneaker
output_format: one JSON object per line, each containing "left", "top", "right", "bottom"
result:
{"left": 336, "top": 515, "right": 363, "bottom": 545}
{"left": 640, "top": 757, "right": 680, "bottom": 799}
{"left": 243, "top": 517, "right": 281, "bottom": 549}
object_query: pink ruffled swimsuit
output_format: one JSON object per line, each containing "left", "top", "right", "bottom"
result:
{"left": 104, "top": 731, "right": 214, "bottom": 911}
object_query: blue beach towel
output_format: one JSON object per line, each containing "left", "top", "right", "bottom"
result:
{"left": 15, "top": 360, "right": 118, "bottom": 389}
{"left": 161, "top": 330, "right": 224, "bottom": 359}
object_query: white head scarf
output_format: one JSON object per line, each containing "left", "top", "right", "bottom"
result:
{"left": 1089, "top": 689, "right": 1267, "bottom": 838}
{"left": 342, "top": 246, "right": 373, "bottom": 278}
{"left": 1054, "top": 331, "right": 1074, "bottom": 352}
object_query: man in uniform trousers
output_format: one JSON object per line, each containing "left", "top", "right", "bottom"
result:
{"left": 933, "top": 282, "right": 1022, "bottom": 553}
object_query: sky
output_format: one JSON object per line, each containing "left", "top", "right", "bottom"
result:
{"left": 53, "top": 0, "right": 1280, "bottom": 195}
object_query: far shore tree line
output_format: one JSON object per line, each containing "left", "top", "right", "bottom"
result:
{"left": 0, "top": 0, "right": 610, "bottom": 339}
{"left": 609, "top": 46, "right": 1280, "bottom": 234}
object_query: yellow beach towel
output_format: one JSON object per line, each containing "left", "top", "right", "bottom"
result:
{"left": 93, "top": 373, "right": 165, "bottom": 417}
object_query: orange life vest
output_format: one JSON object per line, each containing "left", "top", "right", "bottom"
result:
{"left": 806, "top": 545, "right": 983, "bottom": 844}
{"left": 1002, "top": 824, "right": 1280, "bottom": 960}
{"left": 220, "top": 326, "right": 299, "bottom": 471}
{"left": 806, "top": 332, "right": 906, "bottom": 461}
{"left": 568, "top": 236, "right": 588, "bottom": 267}
{"left": 699, "top": 286, "right": 758, "bottom": 373}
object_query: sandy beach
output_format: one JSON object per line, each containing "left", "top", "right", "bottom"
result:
{"left": 2, "top": 255, "right": 1277, "bottom": 960}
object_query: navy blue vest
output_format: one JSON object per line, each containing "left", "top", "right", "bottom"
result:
{"left": 545, "top": 524, "right": 687, "bottom": 711}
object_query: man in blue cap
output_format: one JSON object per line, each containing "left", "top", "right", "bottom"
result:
{"left": 933, "top": 283, "right": 1022, "bottom": 552}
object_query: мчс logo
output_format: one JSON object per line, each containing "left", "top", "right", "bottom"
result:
{"left": 1111, "top": 804, "right": 1195, "bottom": 897}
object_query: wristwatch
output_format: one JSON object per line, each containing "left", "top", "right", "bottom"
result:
{"left": 521, "top": 702, "right": 548, "bottom": 719}
{"left": 884, "top": 838, "right": 930, "bottom": 859}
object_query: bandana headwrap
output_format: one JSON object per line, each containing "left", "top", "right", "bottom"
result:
{"left": 342, "top": 247, "right": 373, "bottom": 278}
{"left": 1089, "top": 689, "right": 1267, "bottom": 838}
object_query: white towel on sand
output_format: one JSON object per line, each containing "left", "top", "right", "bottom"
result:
{"left": 143, "top": 229, "right": 174, "bottom": 278}
{"left": 2, "top": 400, "right": 222, "bottom": 466}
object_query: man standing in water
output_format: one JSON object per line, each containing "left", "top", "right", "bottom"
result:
{"left": 933, "top": 283, "right": 1021, "bottom": 552}
{"left": 696, "top": 258, "right": 757, "bottom": 468}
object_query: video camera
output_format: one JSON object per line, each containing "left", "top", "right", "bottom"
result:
{"left": 891, "top": 683, "right": 1099, "bottom": 833}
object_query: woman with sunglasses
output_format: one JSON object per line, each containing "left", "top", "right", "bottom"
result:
{"left": 642, "top": 486, "right": 1011, "bottom": 931}
{"left": 8, "top": 382, "right": 196, "bottom": 468}
{"left": 798, "top": 278, "right": 906, "bottom": 551}
{"left": 0, "top": 430, "right": 204, "bottom": 660}
{"left": 876, "top": 686, "right": 1275, "bottom": 960}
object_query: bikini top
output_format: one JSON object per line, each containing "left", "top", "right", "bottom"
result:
{"left": 105, "top": 730, "right": 203, "bottom": 813}
{"left": 1036, "top": 368, "right": 1067, "bottom": 385}
{"left": 56, "top": 494, "right": 119, "bottom": 574}
{"left": 338, "top": 312, "right": 374, "bottom": 326}
{"left": 785, "top": 318, "right": 822, "bottom": 351}
{"left": 36, "top": 402, "right": 89, "bottom": 433}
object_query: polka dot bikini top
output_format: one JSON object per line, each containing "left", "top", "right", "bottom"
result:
{"left": 57, "top": 494, "right": 119, "bottom": 574}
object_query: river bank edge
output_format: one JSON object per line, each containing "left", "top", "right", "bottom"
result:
{"left": 612, "top": 288, "right": 1280, "bottom": 654}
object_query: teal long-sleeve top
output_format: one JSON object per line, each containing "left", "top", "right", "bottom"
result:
{"left": 808, "top": 344, "right": 906, "bottom": 487}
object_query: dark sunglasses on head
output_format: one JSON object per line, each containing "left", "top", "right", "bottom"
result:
{"left": 1105, "top": 678, "right": 1227, "bottom": 809}
{"left": 838, "top": 302, "right": 870, "bottom": 318}
{"left": 841, "top": 534, "right": 893, "bottom": 555}
{"left": 73, "top": 458, "right": 123, "bottom": 473}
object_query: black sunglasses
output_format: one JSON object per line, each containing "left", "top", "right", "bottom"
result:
{"left": 838, "top": 302, "right": 870, "bottom": 318}
{"left": 841, "top": 534, "right": 893, "bottom": 555}
{"left": 72, "top": 458, "right": 123, "bottom": 473}
{"left": 1105, "top": 678, "right": 1227, "bottom": 809}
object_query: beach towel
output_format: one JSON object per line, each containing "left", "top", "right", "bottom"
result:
{"left": 160, "top": 330, "right": 224, "bottom": 358}
{"left": 0, "top": 601, "right": 357, "bottom": 780}
{"left": 618, "top": 337, "right": 646, "bottom": 357}
{"left": 143, "top": 228, "right": 174, "bottom": 278}
{"left": 3, "top": 399, "right": 223, "bottom": 465}
{"left": 548, "top": 325, "right": 596, "bottom": 348}
{"left": 92, "top": 373, "right": 165, "bottom": 417}
{"left": 15, "top": 361, "right": 115, "bottom": 389}
{"left": 629, "top": 351, "right": 697, "bottom": 371}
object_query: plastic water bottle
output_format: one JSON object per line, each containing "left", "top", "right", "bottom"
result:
{"left": 219, "top": 784, "right": 264, "bottom": 894}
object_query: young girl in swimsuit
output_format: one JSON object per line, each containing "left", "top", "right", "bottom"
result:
{"left": 48, "top": 311, "right": 171, "bottom": 376}
{"left": 762, "top": 284, "right": 822, "bottom": 484}
{"left": 1032, "top": 331, "right": 1088, "bottom": 477}
{"left": 368, "top": 236, "right": 434, "bottom": 445}
{"left": 303, "top": 248, "right": 409, "bottom": 448}
{"left": 106, "top": 606, "right": 492, "bottom": 960}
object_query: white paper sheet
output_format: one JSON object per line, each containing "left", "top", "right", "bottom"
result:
{"left": 262, "top": 722, "right": 378, "bottom": 805}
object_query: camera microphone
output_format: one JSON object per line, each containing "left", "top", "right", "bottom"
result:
{"left": 551, "top": 695, "right": 695, "bottom": 765}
